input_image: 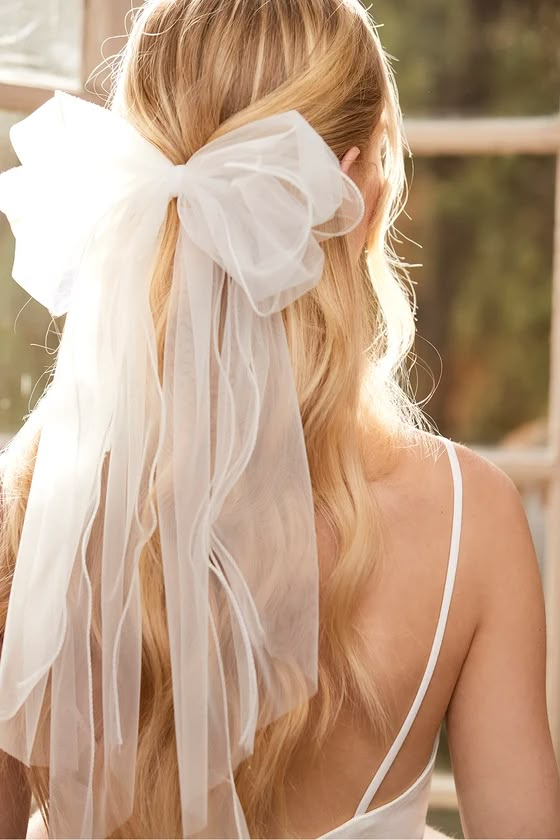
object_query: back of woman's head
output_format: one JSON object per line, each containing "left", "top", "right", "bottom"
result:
{"left": 1, "top": 2, "right": 423, "bottom": 837}
{"left": 111, "top": 0, "right": 417, "bottom": 446}
{"left": 115, "top": 0, "right": 391, "bottom": 185}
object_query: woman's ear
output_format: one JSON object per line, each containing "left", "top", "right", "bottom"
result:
{"left": 340, "top": 146, "right": 361, "bottom": 176}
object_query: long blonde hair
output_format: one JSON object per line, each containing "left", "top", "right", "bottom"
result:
{"left": 0, "top": 0, "right": 426, "bottom": 836}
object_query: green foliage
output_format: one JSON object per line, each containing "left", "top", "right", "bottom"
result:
{"left": 367, "top": 0, "right": 560, "bottom": 442}
{"left": 369, "top": 0, "right": 560, "bottom": 116}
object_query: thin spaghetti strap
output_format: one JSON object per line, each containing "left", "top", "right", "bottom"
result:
{"left": 354, "top": 436, "right": 463, "bottom": 815}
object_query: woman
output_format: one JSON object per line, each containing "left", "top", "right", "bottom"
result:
{"left": 1, "top": 0, "right": 560, "bottom": 837}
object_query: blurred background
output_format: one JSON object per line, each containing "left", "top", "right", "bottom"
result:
{"left": 375, "top": 0, "right": 558, "bottom": 447}
{"left": 0, "top": 1, "right": 559, "bottom": 837}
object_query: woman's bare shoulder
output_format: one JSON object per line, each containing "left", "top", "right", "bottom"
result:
{"left": 377, "top": 428, "right": 521, "bottom": 514}
{"left": 384, "top": 428, "right": 534, "bottom": 610}
{"left": 441, "top": 436, "right": 534, "bottom": 596}
{"left": 408, "top": 430, "right": 527, "bottom": 547}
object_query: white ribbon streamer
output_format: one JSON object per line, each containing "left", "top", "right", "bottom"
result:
{"left": 0, "top": 91, "right": 364, "bottom": 838}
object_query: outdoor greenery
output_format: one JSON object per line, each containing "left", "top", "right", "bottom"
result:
{"left": 368, "top": 0, "right": 559, "bottom": 444}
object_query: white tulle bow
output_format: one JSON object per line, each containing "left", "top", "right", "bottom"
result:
{"left": 0, "top": 91, "right": 364, "bottom": 838}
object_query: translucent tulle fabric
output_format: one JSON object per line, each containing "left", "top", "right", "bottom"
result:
{"left": 0, "top": 92, "right": 364, "bottom": 838}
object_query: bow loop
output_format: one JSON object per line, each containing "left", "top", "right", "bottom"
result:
{"left": 0, "top": 91, "right": 178, "bottom": 316}
{"left": 176, "top": 112, "right": 364, "bottom": 314}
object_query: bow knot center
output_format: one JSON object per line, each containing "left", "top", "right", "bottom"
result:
{"left": 169, "top": 163, "right": 191, "bottom": 199}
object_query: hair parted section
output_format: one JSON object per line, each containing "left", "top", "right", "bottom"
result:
{"left": 0, "top": 1, "right": 430, "bottom": 836}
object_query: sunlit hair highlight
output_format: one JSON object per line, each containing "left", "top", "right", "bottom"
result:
{"left": 0, "top": 1, "right": 430, "bottom": 836}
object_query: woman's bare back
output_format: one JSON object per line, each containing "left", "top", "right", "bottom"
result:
{"left": 279, "top": 432, "right": 560, "bottom": 839}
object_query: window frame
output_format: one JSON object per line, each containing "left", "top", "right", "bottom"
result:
{"left": 0, "top": 0, "right": 131, "bottom": 111}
